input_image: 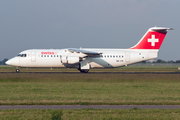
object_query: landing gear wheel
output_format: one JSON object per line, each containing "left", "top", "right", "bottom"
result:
{"left": 80, "top": 69, "right": 89, "bottom": 73}
{"left": 16, "top": 69, "right": 20, "bottom": 73}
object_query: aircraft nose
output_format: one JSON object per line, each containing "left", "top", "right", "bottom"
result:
{"left": 5, "top": 60, "right": 11, "bottom": 65}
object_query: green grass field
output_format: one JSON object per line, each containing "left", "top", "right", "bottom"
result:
{"left": 1, "top": 109, "right": 180, "bottom": 120}
{"left": 0, "top": 72, "right": 180, "bottom": 105}
{"left": 60, "top": 109, "right": 180, "bottom": 120}
{"left": 1, "top": 66, "right": 180, "bottom": 119}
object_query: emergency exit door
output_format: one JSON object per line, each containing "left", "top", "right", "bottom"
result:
{"left": 125, "top": 52, "right": 130, "bottom": 62}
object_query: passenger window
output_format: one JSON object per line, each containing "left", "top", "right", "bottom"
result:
{"left": 107, "top": 55, "right": 109, "bottom": 58}
{"left": 41, "top": 55, "right": 43, "bottom": 57}
{"left": 47, "top": 55, "right": 49, "bottom": 57}
{"left": 113, "top": 56, "right": 115, "bottom": 58}
{"left": 44, "top": 55, "right": 46, "bottom": 57}
{"left": 57, "top": 55, "right": 59, "bottom": 57}
{"left": 54, "top": 55, "right": 56, "bottom": 57}
{"left": 51, "top": 55, "right": 53, "bottom": 57}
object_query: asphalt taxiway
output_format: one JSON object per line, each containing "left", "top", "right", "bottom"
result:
{"left": 1, "top": 105, "right": 180, "bottom": 109}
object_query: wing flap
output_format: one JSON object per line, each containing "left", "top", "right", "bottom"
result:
{"left": 68, "top": 48, "right": 102, "bottom": 56}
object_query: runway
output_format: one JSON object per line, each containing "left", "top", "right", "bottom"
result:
{"left": 1, "top": 72, "right": 180, "bottom": 74}
{"left": 1, "top": 105, "right": 180, "bottom": 109}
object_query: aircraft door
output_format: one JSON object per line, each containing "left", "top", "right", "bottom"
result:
{"left": 125, "top": 52, "right": 130, "bottom": 62}
{"left": 31, "top": 51, "right": 36, "bottom": 62}
{"left": 18, "top": 55, "right": 21, "bottom": 65}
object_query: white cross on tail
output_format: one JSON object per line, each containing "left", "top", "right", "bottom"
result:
{"left": 148, "top": 35, "right": 159, "bottom": 46}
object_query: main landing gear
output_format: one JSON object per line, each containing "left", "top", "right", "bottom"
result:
{"left": 79, "top": 69, "right": 89, "bottom": 73}
{"left": 78, "top": 62, "right": 90, "bottom": 73}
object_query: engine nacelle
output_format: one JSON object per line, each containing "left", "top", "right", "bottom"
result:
{"left": 61, "top": 56, "right": 80, "bottom": 64}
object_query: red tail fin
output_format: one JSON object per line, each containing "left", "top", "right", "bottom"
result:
{"left": 131, "top": 27, "right": 172, "bottom": 49}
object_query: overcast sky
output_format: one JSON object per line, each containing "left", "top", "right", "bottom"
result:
{"left": 0, "top": 0, "right": 179, "bottom": 61}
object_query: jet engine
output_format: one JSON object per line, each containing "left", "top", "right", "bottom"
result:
{"left": 61, "top": 56, "right": 80, "bottom": 64}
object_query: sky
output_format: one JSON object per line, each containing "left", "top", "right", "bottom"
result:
{"left": 0, "top": 0, "right": 180, "bottom": 61}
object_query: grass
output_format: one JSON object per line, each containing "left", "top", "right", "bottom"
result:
{"left": 0, "top": 73, "right": 180, "bottom": 105}
{"left": 1, "top": 109, "right": 180, "bottom": 120}
{"left": 1, "top": 66, "right": 180, "bottom": 119}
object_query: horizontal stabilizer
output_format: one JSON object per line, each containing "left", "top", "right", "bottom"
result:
{"left": 150, "top": 27, "right": 173, "bottom": 31}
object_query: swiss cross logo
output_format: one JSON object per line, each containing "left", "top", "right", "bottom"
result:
{"left": 148, "top": 35, "right": 159, "bottom": 46}
{"left": 131, "top": 30, "right": 167, "bottom": 49}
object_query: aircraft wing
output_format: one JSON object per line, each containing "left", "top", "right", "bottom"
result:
{"left": 68, "top": 48, "right": 102, "bottom": 56}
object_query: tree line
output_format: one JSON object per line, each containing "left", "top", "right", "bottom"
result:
{"left": 0, "top": 59, "right": 8, "bottom": 65}
{"left": 138, "top": 59, "right": 180, "bottom": 63}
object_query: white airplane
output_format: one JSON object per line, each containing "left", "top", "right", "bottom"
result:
{"left": 6, "top": 27, "right": 172, "bottom": 73}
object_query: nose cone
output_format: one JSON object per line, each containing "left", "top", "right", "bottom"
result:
{"left": 6, "top": 57, "right": 19, "bottom": 66}
{"left": 6, "top": 60, "right": 11, "bottom": 65}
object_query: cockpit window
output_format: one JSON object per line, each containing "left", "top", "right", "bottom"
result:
{"left": 17, "top": 54, "right": 27, "bottom": 57}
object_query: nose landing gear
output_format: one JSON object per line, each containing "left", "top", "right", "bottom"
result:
{"left": 16, "top": 67, "right": 20, "bottom": 73}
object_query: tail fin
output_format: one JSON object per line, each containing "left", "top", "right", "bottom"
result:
{"left": 131, "top": 27, "right": 172, "bottom": 49}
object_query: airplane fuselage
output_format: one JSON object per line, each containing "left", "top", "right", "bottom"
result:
{"left": 8, "top": 48, "right": 157, "bottom": 68}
